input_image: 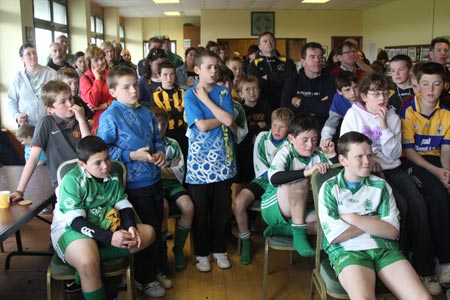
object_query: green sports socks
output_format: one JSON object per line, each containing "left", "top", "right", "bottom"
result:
{"left": 291, "top": 224, "right": 314, "bottom": 257}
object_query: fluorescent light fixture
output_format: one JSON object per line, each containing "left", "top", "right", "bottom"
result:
{"left": 164, "top": 11, "right": 181, "bottom": 16}
{"left": 301, "top": 0, "right": 330, "bottom": 3}
{"left": 153, "top": 0, "right": 179, "bottom": 3}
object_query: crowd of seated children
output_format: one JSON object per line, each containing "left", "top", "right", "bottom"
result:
{"left": 340, "top": 72, "right": 440, "bottom": 295}
{"left": 261, "top": 113, "right": 338, "bottom": 257}
{"left": 318, "top": 131, "right": 431, "bottom": 300}
{"left": 234, "top": 107, "right": 293, "bottom": 265}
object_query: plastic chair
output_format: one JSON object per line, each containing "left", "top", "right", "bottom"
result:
{"left": 47, "top": 159, "right": 134, "bottom": 300}
{"left": 309, "top": 164, "right": 392, "bottom": 300}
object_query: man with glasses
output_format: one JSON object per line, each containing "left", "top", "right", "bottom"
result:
{"left": 330, "top": 41, "right": 372, "bottom": 79}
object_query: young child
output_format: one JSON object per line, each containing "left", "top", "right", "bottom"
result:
{"left": 10, "top": 80, "right": 90, "bottom": 200}
{"left": 401, "top": 62, "right": 450, "bottom": 288}
{"left": 318, "top": 131, "right": 431, "bottom": 300}
{"left": 152, "top": 61, "right": 188, "bottom": 158}
{"left": 151, "top": 107, "right": 194, "bottom": 274}
{"left": 184, "top": 50, "right": 236, "bottom": 272}
{"left": 225, "top": 56, "right": 244, "bottom": 87}
{"left": 97, "top": 65, "right": 168, "bottom": 297}
{"left": 320, "top": 71, "right": 359, "bottom": 147}
{"left": 234, "top": 107, "right": 294, "bottom": 265}
{"left": 57, "top": 67, "right": 94, "bottom": 126}
{"left": 51, "top": 135, "right": 154, "bottom": 300}
{"left": 15, "top": 124, "right": 46, "bottom": 166}
{"left": 238, "top": 75, "right": 273, "bottom": 143}
{"left": 389, "top": 54, "right": 414, "bottom": 113}
{"left": 261, "top": 113, "right": 337, "bottom": 257}
{"left": 340, "top": 72, "right": 440, "bottom": 294}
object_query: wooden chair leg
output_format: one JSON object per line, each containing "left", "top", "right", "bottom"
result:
{"left": 263, "top": 238, "right": 269, "bottom": 300}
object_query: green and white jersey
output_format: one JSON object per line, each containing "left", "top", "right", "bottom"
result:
{"left": 261, "top": 145, "right": 331, "bottom": 211}
{"left": 162, "top": 136, "right": 185, "bottom": 184}
{"left": 267, "top": 144, "right": 331, "bottom": 182}
{"left": 233, "top": 100, "right": 249, "bottom": 144}
{"left": 318, "top": 170, "right": 400, "bottom": 262}
{"left": 52, "top": 165, "right": 133, "bottom": 237}
{"left": 253, "top": 130, "right": 289, "bottom": 178}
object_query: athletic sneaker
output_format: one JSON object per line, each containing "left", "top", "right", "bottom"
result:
{"left": 195, "top": 256, "right": 211, "bottom": 272}
{"left": 421, "top": 275, "right": 442, "bottom": 295}
{"left": 212, "top": 253, "right": 231, "bottom": 269}
{"left": 440, "top": 264, "right": 450, "bottom": 285}
{"left": 64, "top": 280, "right": 81, "bottom": 293}
{"left": 156, "top": 273, "right": 173, "bottom": 289}
{"left": 135, "top": 280, "right": 166, "bottom": 298}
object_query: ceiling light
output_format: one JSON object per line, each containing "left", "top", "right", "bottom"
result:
{"left": 164, "top": 11, "right": 181, "bottom": 16}
{"left": 301, "top": 0, "right": 330, "bottom": 3}
{"left": 153, "top": 0, "right": 179, "bottom": 4}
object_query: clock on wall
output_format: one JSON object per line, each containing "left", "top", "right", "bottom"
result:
{"left": 251, "top": 12, "right": 274, "bottom": 36}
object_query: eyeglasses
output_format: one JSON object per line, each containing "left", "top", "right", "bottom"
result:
{"left": 341, "top": 50, "right": 357, "bottom": 55}
{"left": 367, "top": 90, "right": 389, "bottom": 98}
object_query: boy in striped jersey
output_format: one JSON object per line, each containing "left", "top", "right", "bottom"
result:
{"left": 261, "top": 113, "right": 338, "bottom": 257}
{"left": 318, "top": 132, "right": 430, "bottom": 299}
{"left": 234, "top": 107, "right": 293, "bottom": 265}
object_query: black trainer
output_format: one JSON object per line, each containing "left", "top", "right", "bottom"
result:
{"left": 64, "top": 280, "right": 81, "bottom": 293}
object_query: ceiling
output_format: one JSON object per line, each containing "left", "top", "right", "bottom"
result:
{"left": 92, "top": 0, "right": 396, "bottom": 18}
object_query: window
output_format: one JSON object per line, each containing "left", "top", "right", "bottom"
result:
{"left": 119, "top": 24, "right": 125, "bottom": 49}
{"left": 90, "top": 15, "right": 104, "bottom": 46}
{"left": 33, "top": 0, "right": 69, "bottom": 65}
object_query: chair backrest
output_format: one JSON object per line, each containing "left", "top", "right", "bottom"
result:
{"left": 56, "top": 158, "right": 127, "bottom": 188}
{"left": 311, "top": 163, "right": 343, "bottom": 269}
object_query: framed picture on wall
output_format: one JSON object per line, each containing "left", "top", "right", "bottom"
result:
{"left": 251, "top": 12, "right": 274, "bottom": 36}
{"left": 25, "top": 26, "right": 34, "bottom": 43}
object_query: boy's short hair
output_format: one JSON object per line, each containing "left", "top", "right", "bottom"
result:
{"left": 271, "top": 107, "right": 294, "bottom": 124}
{"left": 151, "top": 107, "right": 169, "bottom": 124}
{"left": 335, "top": 71, "right": 358, "bottom": 90}
{"left": 57, "top": 67, "right": 79, "bottom": 81}
{"left": 73, "top": 51, "right": 84, "bottom": 62}
{"left": 411, "top": 61, "right": 424, "bottom": 80}
{"left": 217, "top": 65, "right": 234, "bottom": 84}
{"left": 237, "top": 75, "right": 259, "bottom": 92}
{"left": 107, "top": 65, "right": 137, "bottom": 89}
{"left": 301, "top": 42, "right": 323, "bottom": 59}
{"left": 430, "top": 37, "right": 450, "bottom": 50}
{"left": 390, "top": 54, "right": 413, "bottom": 69}
{"left": 184, "top": 47, "right": 198, "bottom": 57}
{"left": 19, "top": 43, "right": 35, "bottom": 57}
{"left": 357, "top": 72, "right": 389, "bottom": 96}
{"left": 157, "top": 61, "right": 175, "bottom": 75}
{"left": 16, "top": 124, "right": 35, "bottom": 138}
{"left": 336, "top": 41, "right": 356, "bottom": 55}
{"left": 225, "top": 56, "right": 243, "bottom": 67}
{"left": 338, "top": 131, "right": 372, "bottom": 157}
{"left": 288, "top": 113, "right": 320, "bottom": 137}
{"left": 205, "top": 40, "right": 218, "bottom": 50}
{"left": 194, "top": 49, "right": 219, "bottom": 67}
{"left": 41, "top": 80, "right": 71, "bottom": 107}
{"left": 416, "top": 62, "right": 445, "bottom": 82}
{"left": 76, "top": 136, "right": 108, "bottom": 163}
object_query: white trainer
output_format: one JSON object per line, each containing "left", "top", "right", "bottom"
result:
{"left": 156, "top": 272, "right": 173, "bottom": 289}
{"left": 195, "top": 256, "right": 211, "bottom": 272}
{"left": 212, "top": 253, "right": 231, "bottom": 269}
{"left": 421, "top": 275, "right": 442, "bottom": 295}
{"left": 135, "top": 280, "right": 166, "bottom": 298}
